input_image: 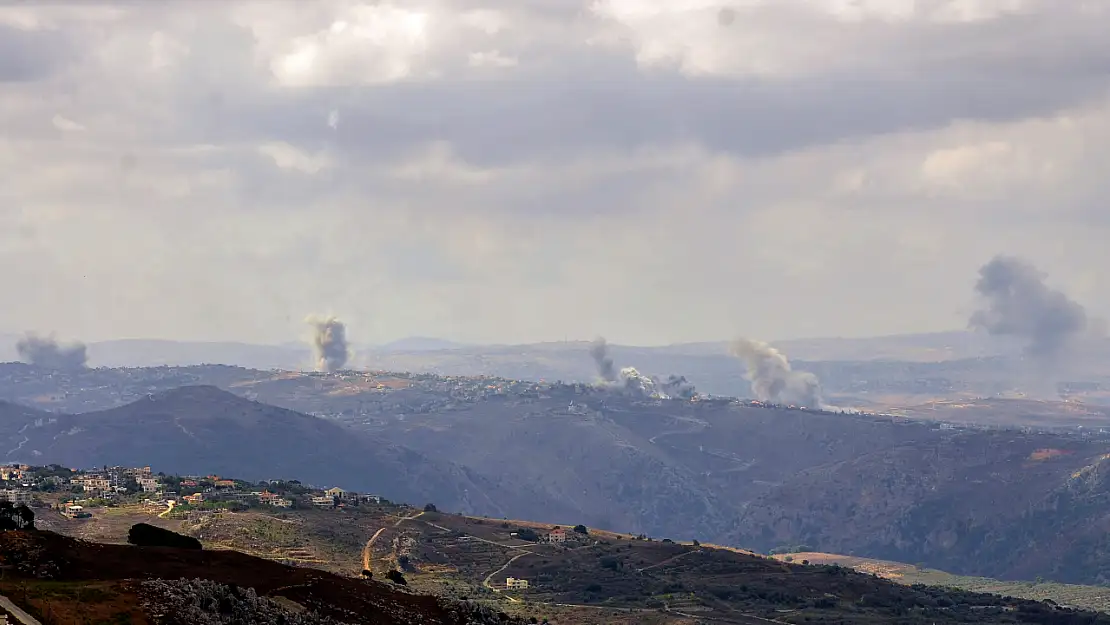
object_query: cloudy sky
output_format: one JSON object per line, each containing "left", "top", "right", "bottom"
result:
{"left": 1, "top": 0, "right": 1108, "bottom": 347}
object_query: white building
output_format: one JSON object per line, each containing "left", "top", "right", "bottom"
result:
{"left": 505, "top": 577, "right": 529, "bottom": 590}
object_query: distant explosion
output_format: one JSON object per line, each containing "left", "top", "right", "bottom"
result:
{"left": 729, "top": 338, "right": 825, "bottom": 408}
{"left": 306, "top": 315, "right": 350, "bottom": 372}
{"left": 16, "top": 333, "right": 88, "bottom": 371}
{"left": 969, "top": 255, "right": 1100, "bottom": 363}
{"left": 589, "top": 337, "right": 618, "bottom": 383}
{"left": 588, "top": 337, "right": 696, "bottom": 400}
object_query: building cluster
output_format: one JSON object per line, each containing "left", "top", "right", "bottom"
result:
{"left": 72, "top": 465, "right": 161, "bottom": 495}
{"left": 0, "top": 462, "right": 390, "bottom": 518}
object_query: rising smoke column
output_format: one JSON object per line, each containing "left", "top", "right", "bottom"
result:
{"left": 729, "top": 338, "right": 823, "bottom": 408}
{"left": 16, "top": 333, "right": 88, "bottom": 370}
{"left": 589, "top": 337, "right": 619, "bottom": 383}
{"left": 969, "top": 255, "right": 1097, "bottom": 362}
{"left": 587, "top": 337, "right": 696, "bottom": 399}
{"left": 305, "top": 315, "right": 350, "bottom": 372}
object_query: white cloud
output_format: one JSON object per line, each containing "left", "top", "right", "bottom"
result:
{"left": 51, "top": 114, "right": 86, "bottom": 132}
{"left": 258, "top": 142, "right": 331, "bottom": 174}
{"left": 468, "top": 50, "right": 518, "bottom": 68}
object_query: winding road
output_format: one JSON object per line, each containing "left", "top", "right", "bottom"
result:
{"left": 361, "top": 510, "right": 425, "bottom": 574}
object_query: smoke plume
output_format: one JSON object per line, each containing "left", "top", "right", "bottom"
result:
{"left": 729, "top": 338, "right": 824, "bottom": 408}
{"left": 588, "top": 337, "right": 697, "bottom": 400}
{"left": 306, "top": 315, "right": 350, "bottom": 372}
{"left": 658, "top": 374, "right": 698, "bottom": 400}
{"left": 617, "top": 367, "right": 660, "bottom": 397}
{"left": 969, "top": 255, "right": 1097, "bottom": 362}
{"left": 16, "top": 333, "right": 88, "bottom": 370}
{"left": 589, "top": 337, "right": 618, "bottom": 383}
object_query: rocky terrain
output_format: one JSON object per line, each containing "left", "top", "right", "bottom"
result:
{"left": 34, "top": 505, "right": 1110, "bottom": 625}
{"left": 0, "top": 528, "right": 526, "bottom": 625}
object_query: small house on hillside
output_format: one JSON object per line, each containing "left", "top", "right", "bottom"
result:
{"left": 506, "top": 577, "right": 529, "bottom": 590}
{"left": 63, "top": 504, "right": 89, "bottom": 519}
{"left": 549, "top": 528, "right": 567, "bottom": 543}
{"left": 325, "top": 487, "right": 346, "bottom": 498}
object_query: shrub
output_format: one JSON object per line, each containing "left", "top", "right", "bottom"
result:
{"left": 423, "top": 503, "right": 438, "bottom": 512}
{"left": 573, "top": 525, "right": 588, "bottom": 535}
{"left": 128, "top": 523, "right": 202, "bottom": 550}
{"left": 386, "top": 569, "right": 408, "bottom": 585}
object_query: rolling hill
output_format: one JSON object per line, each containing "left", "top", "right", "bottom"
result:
{"left": 0, "top": 386, "right": 555, "bottom": 517}
{"left": 34, "top": 503, "right": 1110, "bottom": 625}
{"left": 0, "top": 527, "right": 522, "bottom": 625}
{"left": 8, "top": 374, "right": 1110, "bottom": 585}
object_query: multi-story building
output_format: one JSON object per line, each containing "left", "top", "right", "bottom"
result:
{"left": 0, "top": 489, "right": 33, "bottom": 505}
{"left": 138, "top": 477, "right": 161, "bottom": 493}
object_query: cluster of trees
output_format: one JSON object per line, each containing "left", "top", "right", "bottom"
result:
{"left": 0, "top": 501, "right": 34, "bottom": 530}
{"left": 128, "top": 523, "right": 202, "bottom": 550}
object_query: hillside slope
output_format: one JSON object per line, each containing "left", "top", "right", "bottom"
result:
{"left": 0, "top": 386, "right": 533, "bottom": 515}
{"left": 0, "top": 529, "right": 522, "bottom": 625}
{"left": 731, "top": 432, "right": 1110, "bottom": 583}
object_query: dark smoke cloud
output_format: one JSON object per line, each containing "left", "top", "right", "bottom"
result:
{"left": 969, "top": 255, "right": 1098, "bottom": 361}
{"left": 729, "top": 338, "right": 824, "bottom": 408}
{"left": 306, "top": 315, "right": 350, "bottom": 372}
{"left": 588, "top": 337, "right": 697, "bottom": 400}
{"left": 589, "top": 337, "right": 618, "bottom": 383}
{"left": 658, "top": 374, "right": 697, "bottom": 400}
{"left": 16, "top": 333, "right": 88, "bottom": 370}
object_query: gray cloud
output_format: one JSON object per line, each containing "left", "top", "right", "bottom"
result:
{"left": 16, "top": 333, "right": 88, "bottom": 370}
{"left": 2, "top": 2, "right": 1110, "bottom": 345}
{"left": 306, "top": 315, "right": 350, "bottom": 372}
{"left": 0, "top": 26, "right": 75, "bottom": 82}
{"left": 729, "top": 338, "right": 824, "bottom": 408}
{"left": 969, "top": 255, "right": 1097, "bottom": 362}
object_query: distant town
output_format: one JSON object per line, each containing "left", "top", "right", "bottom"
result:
{"left": 2, "top": 462, "right": 394, "bottom": 520}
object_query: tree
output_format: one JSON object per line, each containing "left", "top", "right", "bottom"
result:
{"left": 0, "top": 502, "right": 34, "bottom": 531}
{"left": 386, "top": 569, "right": 408, "bottom": 585}
{"left": 423, "top": 503, "right": 437, "bottom": 512}
{"left": 573, "top": 524, "right": 588, "bottom": 535}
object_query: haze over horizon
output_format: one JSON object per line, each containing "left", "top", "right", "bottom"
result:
{"left": 3, "top": 1, "right": 1109, "bottom": 346}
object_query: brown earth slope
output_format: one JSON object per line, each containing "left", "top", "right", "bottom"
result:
{"left": 0, "top": 528, "right": 521, "bottom": 625}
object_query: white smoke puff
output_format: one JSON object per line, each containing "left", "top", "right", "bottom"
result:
{"left": 729, "top": 338, "right": 826, "bottom": 409}
{"left": 305, "top": 314, "right": 350, "bottom": 372}
{"left": 618, "top": 366, "right": 666, "bottom": 399}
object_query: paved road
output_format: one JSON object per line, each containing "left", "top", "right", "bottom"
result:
{"left": 0, "top": 594, "right": 43, "bottom": 625}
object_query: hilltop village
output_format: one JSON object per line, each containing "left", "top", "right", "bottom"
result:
{"left": 2, "top": 463, "right": 398, "bottom": 519}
